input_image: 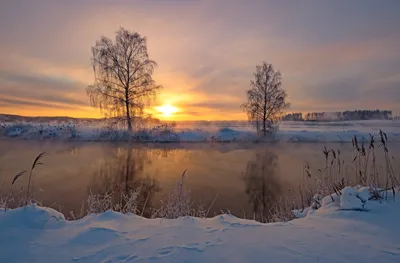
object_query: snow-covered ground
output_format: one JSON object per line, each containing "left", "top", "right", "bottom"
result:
{"left": 1, "top": 187, "right": 399, "bottom": 263}
{"left": 1, "top": 120, "right": 400, "bottom": 142}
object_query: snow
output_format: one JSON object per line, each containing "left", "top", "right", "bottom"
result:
{"left": 340, "top": 186, "right": 367, "bottom": 210}
{"left": 1, "top": 120, "right": 400, "bottom": 142}
{"left": 1, "top": 188, "right": 400, "bottom": 263}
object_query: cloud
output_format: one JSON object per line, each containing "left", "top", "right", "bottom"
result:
{"left": 0, "top": 71, "right": 84, "bottom": 92}
{"left": 0, "top": 71, "right": 89, "bottom": 107}
{"left": 0, "top": 97, "right": 80, "bottom": 110}
{"left": 1, "top": 0, "right": 400, "bottom": 118}
{"left": 365, "top": 81, "right": 400, "bottom": 104}
{"left": 188, "top": 102, "right": 240, "bottom": 110}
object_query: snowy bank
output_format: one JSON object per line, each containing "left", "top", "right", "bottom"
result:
{"left": 1, "top": 188, "right": 399, "bottom": 263}
{"left": 1, "top": 120, "right": 400, "bottom": 142}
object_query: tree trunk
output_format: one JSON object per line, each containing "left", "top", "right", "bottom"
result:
{"left": 263, "top": 108, "right": 267, "bottom": 137}
{"left": 263, "top": 120, "right": 266, "bottom": 137}
{"left": 126, "top": 103, "right": 132, "bottom": 132}
{"left": 125, "top": 86, "right": 132, "bottom": 132}
{"left": 263, "top": 92, "right": 267, "bottom": 137}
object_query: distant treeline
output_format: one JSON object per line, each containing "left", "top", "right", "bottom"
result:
{"left": 282, "top": 110, "right": 393, "bottom": 121}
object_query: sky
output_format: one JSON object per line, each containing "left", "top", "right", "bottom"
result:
{"left": 0, "top": 0, "right": 399, "bottom": 120}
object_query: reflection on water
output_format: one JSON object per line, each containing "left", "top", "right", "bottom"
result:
{"left": 0, "top": 140, "right": 398, "bottom": 220}
{"left": 243, "top": 150, "right": 281, "bottom": 222}
{"left": 88, "top": 146, "right": 285, "bottom": 220}
{"left": 89, "top": 147, "right": 160, "bottom": 217}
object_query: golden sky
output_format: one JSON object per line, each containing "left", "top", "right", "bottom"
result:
{"left": 1, "top": 1, "right": 400, "bottom": 120}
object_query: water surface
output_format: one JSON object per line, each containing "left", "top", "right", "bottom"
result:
{"left": 1, "top": 139, "right": 398, "bottom": 221}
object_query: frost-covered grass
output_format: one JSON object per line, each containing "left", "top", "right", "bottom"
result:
{"left": 86, "top": 189, "right": 140, "bottom": 215}
{"left": 151, "top": 170, "right": 216, "bottom": 219}
{"left": 82, "top": 170, "right": 212, "bottom": 220}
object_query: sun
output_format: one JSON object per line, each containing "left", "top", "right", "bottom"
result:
{"left": 156, "top": 104, "right": 178, "bottom": 118}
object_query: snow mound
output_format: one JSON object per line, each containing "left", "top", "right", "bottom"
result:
{"left": 340, "top": 186, "right": 367, "bottom": 210}
{"left": 0, "top": 204, "right": 65, "bottom": 229}
{"left": 303, "top": 186, "right": 387, "bottom": 212}
{"left": 1, "top": 188, "right": 400, "bottom": 263}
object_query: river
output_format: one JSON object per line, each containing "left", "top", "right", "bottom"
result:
{"left": 1, "top": 139, "right": 399, "bottom": 221}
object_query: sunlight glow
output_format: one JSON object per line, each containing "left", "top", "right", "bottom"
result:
{"left": 156, "top": 104, "right": 178, "bottom": 118}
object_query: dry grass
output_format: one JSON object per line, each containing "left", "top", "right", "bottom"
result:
{"left": 1, "top": 152, "right": 45, "bottom": 209}
{"left": 151, "top": 170, "right": 213, "bottom": 219}
{"left": 298, "top": 129, "right": 399, "bottom": 211}
{"left": 0, "top": 197, "right": 6, "bottom": 209}
{"left": 0, "top": 188, "right": 28, "bottom": 210}
{"left": 81, "top": 170, "right": 214, "bottom": 219}
{"left": 10, "top": 152, "right": 45, "bottom": 205}
{"left": 268, "top": 197, "right": 296, "bottom": 222}
{"left": 86, "top": 189, "right": 140, "bottom": 215}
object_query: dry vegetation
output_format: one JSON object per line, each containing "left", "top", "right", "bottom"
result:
{"left": 1, "top": 152, "right": 45, "bottom": 209}
{"left": 298, "top": 130, "right": 399, "bottom": 212}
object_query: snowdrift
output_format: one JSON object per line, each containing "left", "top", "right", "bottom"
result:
{"left": 1, "top": 187, "right": 399, "bottom": 263}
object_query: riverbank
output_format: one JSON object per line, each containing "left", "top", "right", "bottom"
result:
{"left": 1, "top": 187, "right": 399, "bottom": 263}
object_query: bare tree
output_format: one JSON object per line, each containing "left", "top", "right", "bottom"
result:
{"left": 87, "top": 28, "right": 161, "bottom": 131}
{"left": 241, "top": 62, "right": 289, "bottom": 136}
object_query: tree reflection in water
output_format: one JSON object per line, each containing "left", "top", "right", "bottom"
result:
{"left": 89, "top": 146, "right": 160, "bottom": 217}
{"left": 242, "top": 150, "right": 282, "bottom": 222}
